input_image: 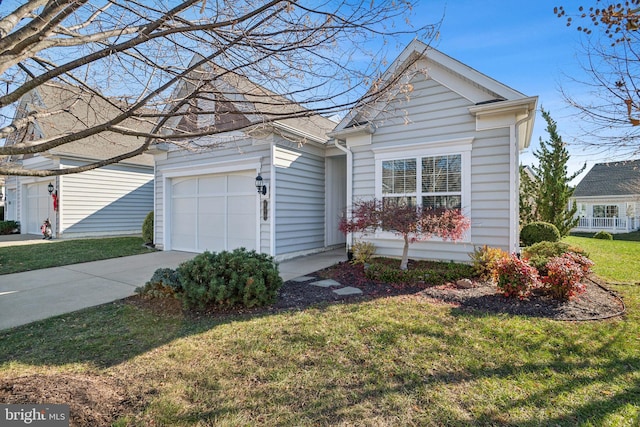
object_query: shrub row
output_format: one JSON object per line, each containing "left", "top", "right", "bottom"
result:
{"left": 136, "top": 248, "right": 283, "bottom": 309}
{"left": 472, "top": 242, "right": 593, "bottom": 301}
{"left": 364, "top": 259, "right": 474, "bottom": 286}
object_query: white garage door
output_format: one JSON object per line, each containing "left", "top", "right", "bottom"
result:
{"left": 25, "top": 183, "right": 51, "bottom": 235}
{"left": 170, "top": 171, "right": 257, "bottom": 253}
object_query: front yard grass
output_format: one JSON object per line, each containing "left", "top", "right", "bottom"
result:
{"left": 0, "top": 237, "right": 638, "bottom": 425}
{"left": 564, "top": 236, "right": 640, "bottom": 284}
{"left": 0, "top": 236, "right": 154, "bottom": 275}
{"left": 1, "top": 285, "right": 638, "bottom": 426}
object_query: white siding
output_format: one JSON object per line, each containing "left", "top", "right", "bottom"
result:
{"left": 349, "top": 74, "right": 513, "bottom": 262}
{"left": 59, "top": 160, "right": 153, "bottom": 237}
{"left": 274, "top": 143, "right": 326, "bottom": 255}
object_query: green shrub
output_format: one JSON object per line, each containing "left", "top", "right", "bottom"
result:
{"left": 142, "top": 211, "right": 154, "bottom": 244}
{"left": 495, "top": 254, "right": 540, "bottom": 299}
{"left": 0, "top": 220, "right": 19, "bottom": 235}
{"left": 469, "top": 245, "right": 509, "bottom": 282}
{"left": 522, "top": 241, "right": 589, "bottom": 274}
{"left": 351, "top": 240, "right": 376, "bottom": 264}
{"left": 136, "top": 268, "right": 182, "bottom": 298}
{"left": 593, "top": 230, "right": 613, "bottom": 240}
{"left": 364, "top": 259, "right": 473, "bottom": 286}
{"left": 520, "top": 221, "right": 561, "bottom": 246}
{"left": 177, "top": 248, "right": 282, "bottom": 309}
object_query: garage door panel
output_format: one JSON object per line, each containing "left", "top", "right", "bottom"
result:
{"left": 198, "top": 176, "right": 226, "bottom": 194}
{"left": 228, "top": 174, "right": 254, "bottom": 192}
{"left": 198, "top": 196, "right": 225, "bottom": 213}
{"left": 172, "top": 197, "right": 196, "bottom": 213}
{"left": 172, "top": 178, "right": 197, "bottom": 195}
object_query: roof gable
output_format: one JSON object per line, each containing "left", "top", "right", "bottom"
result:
{"left": 334, "top": 39, "right": 529, "bottom": 132}
{"left": 162, "top": 59, "right": 336, "bottom": 144}
{"left": 574, "top": 159, "right": 640, "bottom": 197}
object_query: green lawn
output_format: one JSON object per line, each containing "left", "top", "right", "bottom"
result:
{"left": 0, "top": 236, "right": 154, "bottom": 275}
{"left": 0, "top": 237, "right": 638, "bottom": 425}
{"left": 565, "top": 236, "right": 640, "bottom": 284}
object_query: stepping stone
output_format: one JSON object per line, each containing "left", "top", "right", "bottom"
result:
{"left": 291, "top": 276, "right": 316, "bottom": 282}
{"left": 333, "top": 286, "right": 363, "bottom": 296}
{"left": 310, "top": 279, "right": 341, "bottom": 288}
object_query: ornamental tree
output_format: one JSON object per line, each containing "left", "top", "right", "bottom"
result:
{"left": 339, "top": 199, "right": 470, "bottom": 270}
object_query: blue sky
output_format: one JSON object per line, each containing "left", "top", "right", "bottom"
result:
{"left": 392, "top": 0, "right": 627, "bottom": 182}
{"left": 0, "top": 0, "right": 632, "bottom": 183}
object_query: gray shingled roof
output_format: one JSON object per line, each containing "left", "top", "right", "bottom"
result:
{"left": 573, "top": 159, "right": 640, "bottom": 197}
{"left": 9, "top": 83, "right": 154, "bottom": 166}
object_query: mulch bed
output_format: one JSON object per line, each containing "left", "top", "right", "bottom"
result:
{"left": 128, "top": 261, "right": 625, "bottom": 322}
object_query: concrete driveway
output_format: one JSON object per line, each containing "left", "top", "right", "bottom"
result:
{"left": 0, "top": 246, "right": 346, "bottom": 331}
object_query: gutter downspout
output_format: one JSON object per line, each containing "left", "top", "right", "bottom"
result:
{"left": 512, "top": 108, "right": 536, "bottom": 253}
{"left": 333, "top": 138, "right": 353, "bottom": 250}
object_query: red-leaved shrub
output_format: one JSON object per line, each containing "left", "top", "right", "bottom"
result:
{"left": 495, "top": 254, "right": 540, "bottom": 299}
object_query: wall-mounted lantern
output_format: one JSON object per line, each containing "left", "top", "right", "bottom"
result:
{"left": 255, "top": 175, "right": 267, "bottom": 196}
{"left": 47, "top": 182, "right": 54, "bottom": 195}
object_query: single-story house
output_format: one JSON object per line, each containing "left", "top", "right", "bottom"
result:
{"left": 152, "top": 39, "right": 537, "bottom": 262}
{"left": 571, "top": 159, "right": 640, "bottom": 234}
{"left": 2, "top": 84, "right": 154, "bottom": 238}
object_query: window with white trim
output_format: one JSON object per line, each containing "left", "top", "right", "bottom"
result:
{"left": 593, "top": 205, "right": 618, "bottom": 218}
{"left": 381, "top": 154, "right": 462, "bottom": 209}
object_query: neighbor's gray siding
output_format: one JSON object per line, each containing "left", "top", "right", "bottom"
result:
{"left": 351, "top": 74, "right": 512, "bottom": 262}
{"left": 154, "top": 136, "right": 272, "bottom": 253}
{"left": 59, "top": 160, "right": 153, "bottom": 237}
{"left": 274, "top": 141, "right": 326, "bottom": 255}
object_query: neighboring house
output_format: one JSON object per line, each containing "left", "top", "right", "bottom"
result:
{"left": 153, "top": 40, "right": 537, "bottom": 262}
{"left": 571, "top": 159, "right": 640, "bottom": 234}
{"left": 2, "top": 83, "right": 154, "bottom": 238}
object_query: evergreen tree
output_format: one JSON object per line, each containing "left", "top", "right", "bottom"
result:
{"left": 519, "top": 165, "right": 540, "bottom": 225}
{"left": 532, "top": 109, "right": 585, "bottom": 236}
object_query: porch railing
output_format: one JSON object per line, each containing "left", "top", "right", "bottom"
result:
{"left": 573, "top": 216, "right": 640, "bottom": 233}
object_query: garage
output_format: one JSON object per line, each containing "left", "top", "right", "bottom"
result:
{"left": 25, "top": 182, "right": 52, "bottom": 235}
{"left": 169, "top": 171, "right": 258, "bottom": 253}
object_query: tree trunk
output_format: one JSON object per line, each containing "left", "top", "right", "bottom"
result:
{"left": 400, "top": 235, "right": 409, "bottom": 270}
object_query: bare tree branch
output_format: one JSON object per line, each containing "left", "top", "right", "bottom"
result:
{"left": 1, "top": 0, "right": 439, "bottom": 176}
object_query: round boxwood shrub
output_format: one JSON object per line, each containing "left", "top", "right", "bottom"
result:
{"left": 142, "top": 211, "right": 154, "bottom": 244}
{"left": 177, "top": 248, "right": 283, "bottom": 309}
{"left": 520, "top": 221, "right": 561, "bottom": 246}
{"left": 593, "top": 230, "right": 613, "bottom": 240}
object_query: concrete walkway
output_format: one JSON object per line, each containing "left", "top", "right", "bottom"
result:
{"left": 0, "top": 247, "right": 346, "bottom": 331}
